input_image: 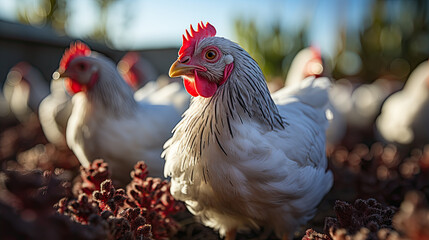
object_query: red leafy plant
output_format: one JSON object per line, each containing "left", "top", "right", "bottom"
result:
{"left": 303, "top": 198, "right": 399, "bottom": 240}
{"left": 0, "top": 169, "right": 110, "bottom": 240}
{"left": 57, "top": 159, "right": 184, "bottom": 240}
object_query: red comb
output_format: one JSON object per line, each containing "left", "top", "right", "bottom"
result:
{"left": 178, "top": 22, "right": 216, "bottom": 58}
{"left": 60, "top": 41, "right": 91, "bottom": 71}
{"left": 310, "top": 45, "right": 321, "bottom": 60}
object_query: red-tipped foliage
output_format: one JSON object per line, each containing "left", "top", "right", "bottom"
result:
{"left": 57, "top": 160, "right": 183, "bottom": 239}
{"left": 92, "top": 180, "right": 127, "bottom": 215}
{"left": 126, "top": 162, "right": 184, "bottom": 239}
{"left": 74, "top": 159, "right": 110, "bottom": 196}
{"left": 324, "top": 198, "right": 397, "bottom": 240}
{"left": 178, "top": 21, "right": 216, "bottom": 59}
{"left": 0, "top": 169, "right": 108, "bottom": 240}
{"left": 59, "top": 41, "right": 91, "bottom": 71}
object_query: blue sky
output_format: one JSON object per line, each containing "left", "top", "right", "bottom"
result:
{"left": 0, "top": 0, "right": 372, "bottom": 56}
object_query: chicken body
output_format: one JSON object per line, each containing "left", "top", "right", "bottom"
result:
{"left": 283, "top": 47, "right": 345, "bottom": 146}
{"left": 163, "top": 23, "right": 333, "bottom": 239}
{"left": 39, "top": 51, "right": 164, "bottom": 148}
{"left": 38, "top": 77, "right": 72, "bottom": 148}
{"left": 3, "top": 62, "right": 49, "bottom": 122}
{"left": 59, "top": 43, "right": 188, "bottom": 182}
{"left": 376, "top": 60, "right": 429, "bottom": 148}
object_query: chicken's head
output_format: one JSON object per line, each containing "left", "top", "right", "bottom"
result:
{"left": 169, "top": 22, "right": 235, "bottom": 98}
{"left": 304, "top": 46, "right": 323, "bottom": 78}
{"left": 55, "top": 42, "right": 99, "bottom": 94}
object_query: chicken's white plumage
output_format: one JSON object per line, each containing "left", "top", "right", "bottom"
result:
{"left": 58, "top": 43, "right": 189, "bottom": 183}
{"left": 376, "top": 61, "right": 429, "bottom": 147}
{"left": 39, "top": 78, "right": 72, "bottom": 148}
{"left": 3, "top": 62, "right": 49, "bottom": 122}
{"left": 164, "top": 77, "right": 332, "bottom": 238}
{"left": 163, "top": 25, "right": 332, "bottom": 238}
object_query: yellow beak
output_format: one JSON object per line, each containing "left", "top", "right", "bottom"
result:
{"left": 169, "top": 59, "right": 205, "bottom": 78}
{"left": 52, "top": 68, "right": 70, "bottom": 80}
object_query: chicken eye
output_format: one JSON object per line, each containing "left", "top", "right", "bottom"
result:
{"left": 205, "top": 50, "right": 217, "bottom": 60}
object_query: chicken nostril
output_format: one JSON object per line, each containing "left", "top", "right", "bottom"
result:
{"left": 180, "top": 57, "right": 190, "bottom": 64}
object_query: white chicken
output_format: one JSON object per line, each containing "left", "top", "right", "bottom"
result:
{"left": 38, "top": 75, "right": 73, "bottom": 148}
{"left": 284, "top": 47, "right": 345, "bottom": 146}
{"left": 39, "top": 51, "right": 161, "bottom": 148}
{"left": 163, "top": 22, "right": 333, "bottom": 240}
{"left": 3, "top": 62, "right": 50, "bottom": 123}
{"left": 55, "top": 42, "right": 189, "bottom": 183}
{"left": 376, "top": 60, "right": 429, "bottom": 148}
{"left": 284, "top": 46, "right": 324, "bottom": 87}
{"left": 117, "top": 51, "right": 159, "bottom": 91}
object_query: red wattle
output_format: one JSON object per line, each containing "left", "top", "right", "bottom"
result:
{"left": 184, "top": 77, "right": 199, "bottom": 97}
{"left": 65, "top": 78, "right": 83, "bottom": 94}
{"left": 194, "top": 70, "right": 217, "bottom": 98}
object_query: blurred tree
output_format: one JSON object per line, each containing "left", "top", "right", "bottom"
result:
{"left": 91, "top": 0, "right": 115, "bottom": 43}
{"left": 16, "top": 0, "right": 68, "bottom": 33}
{"left": 333, "top": 0, "right": 429, "bottom": 83}
{"left": 14, "top": 0, "right": 118, "bottom": 44}
{"left": 234, "top": 19, "right": 308, "bottom": 82}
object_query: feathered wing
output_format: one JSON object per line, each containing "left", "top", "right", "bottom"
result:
{"left": 66, "top": 92, "right": 91, "bottom": 167}
{"left": 271, "top": 77, "right": 333, "bottom": 230}
{"left": 272, "top": 76, "right": 332, "bottom": 167}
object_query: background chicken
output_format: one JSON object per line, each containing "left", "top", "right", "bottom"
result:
{"left": 284, "top": 46, "right": 324, "bottom": 87}
{"left": 163, "top": 22, "right": 333, "bottom": 240}
{"left": 117, "top": 51, "right": 159, "bottom": 91}
{"left": 376, "top": 60, "right": 429, "bottom": 150}
{"left": 56, "top": 41, "right": 189, "bottom": 183}
{"left": 38, "top": 75, "right": 73, "bottom": 148}
{"left": 39, "top": 51, "right": 162, "bottom": 149}
{"left": 282, "top": 47, "right": 345, "bottom": 147}
{"left": 3, "top": 62, "right": 50, "bottom": 123}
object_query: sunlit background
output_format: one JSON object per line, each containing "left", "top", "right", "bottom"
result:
{"left": 2, "top": 0, "right": 428, "bottom": 83}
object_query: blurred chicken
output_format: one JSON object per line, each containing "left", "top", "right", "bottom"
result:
{"left": 38, "top": 76, "right": 73, "bottom": 148}
{"left": 0, "top": 90, "right": 14, "bottom": 127}
{"left": 39, "top": 51, "right": 164, "bottom": 148}
{"left": 117, "top": 51, "right": 158, "bottom": 90}
{"left": 54, "top": 42, "right": 189, "bottom": 182}
{"left": 342, "top": 77, "right": 402, "bottom": 130}
{"left": 285, "top": 46, "right": 324, "bottom": 87}
{"left": 163, "top": 22, "right": 333, "bottom": 240}
{"left": 283, "top": 47, "right": 345, "bottom": 146}
{"left": 3, "top": 62, "right": 49, "bottom": 122}
{"left": 327, "top": 76, "right": 401, "bottom": 147}
{"left": 376, "top": 60, "right": 429, "bottom": 148}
